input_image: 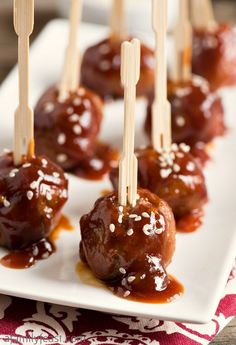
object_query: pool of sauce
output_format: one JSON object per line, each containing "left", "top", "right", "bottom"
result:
{"left": 0, "top": 215, "right": 73, "bottom": 269}
{"left": 76, "top": 261, "right": 183, "bottom": 304}
{"left": 71, "top": 142, "right": 119, "bottom": 180}
{"left": 177, "top": 209, "right": 204, "bottom": 233}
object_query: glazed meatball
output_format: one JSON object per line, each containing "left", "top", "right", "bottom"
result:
{"left": 34, "top": 85, "right": 103, "bottom": 170}
{"left": 80, "top": 188, "right": 176, "bottom": 299}
{"left": 0, "top": 152, "right": 68, "bottom": 250}
{"left": 192, "top": 23, "right": 236, "bottom": 90}
{"left": 110, "top": 144, "right": 207, "bottom": 229}
{"left": 81, "top": 37, "right": 155, "bottom": 99}
{"left": 145, "top": 75, "right": 225, "bottom": 147}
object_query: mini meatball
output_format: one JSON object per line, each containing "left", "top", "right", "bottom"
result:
{"left": 110, "top": 144, "right": 207, "bottom": 229}
{"left": 0, "top": 152, "right": 68, "bottom": 250}
{"left": 192, "top": 23, "right": 236, "bottom": 90}
{"left": 81, "top": 37, "right": 155, "bottom": 99}
{"left": 145, "top": 75, "right": 225, "bottom": 147}
{"left": 80, "top": 188, "right": 176, "bottom": 299}
{"left": 34, "top": 85, "right": 103, "bottom": 170}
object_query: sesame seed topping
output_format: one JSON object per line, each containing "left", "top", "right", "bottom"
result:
{"left": 44, "top": 102, "right": 55, "bottom": 113}
{"left": 58, "top": 133, "right": 66, "bottom": 145}
{"left": 180, "top": 143, "right": 190, "bottom": 153}
{"left": 30, "top": 181, "right": 38, "bottom": 189}
{"left": 176, "top": 116, "right": 186, "bottom": 127}
{"left": 32, "top": 247, "right": 39, "bottom": 257}
{"left": 69, "top": 113, "right": 80, "bottom": 122}
{"left": 118, "top": 215, "right": 123, "bottom": 224}
{"left": 127, "top": 276, "right": 136, "bottom": 283}
{"left": 140, "top": 274, "right": 146, "bottom": 280}
{"left": 27, "top": 191, "right": 34, "bottom": 200}
{"left": 38, "top": 170, "right": 44, "bottom": 177}
{"left": 46, "top": 192, "right": 52, "bottom": 201}
{"left": 171, "top": 143, "right": 178, "bottom": 151}
{"left": 187, "top": 162, "right": 195, "bottom": 171}
{"left": 143, "top": 224, "right": 152, "bottom": 236}
{"left": 44, "top": 206, "right": 53, "bottom": 214}
{"left": 119, "top": 267, "right": 126, "bottom": 274}
{"left": 73, "top": 124, "right": 82, "bottom": 135}
{"left": 98, "top": 43, "right": 111, "bottom": 54}
{"left": 119, "top": 206, "right": 123, "bottom": 212}
{"left": 142, "top": 212, "right": 149, "bottom": 218}
{"left": 78, "top": 88, "right": 85, "bottom": 96}
{"left": 173, "top": 164, "right": 180, "bottom": 173}
{"left": 99, "top": 60, "right": 111, "bottom": 71}
{"left": 109, "top": 224, "right": 115, "bottom": 232}
{"left": 9, "top": 169, "right": 19, "bottom": 178}
{"left": 73, "top": 98, "right": 81, "bottom": 106}
{"left": 41, "top": 159, "right": 48, "bottom": 167}
{"left": 57, "top": 154, "right": 68, "bottom": 163}
{"left": 67, "top": 107, "right": 74, "bottom": 115}
{"left": 121, "top": 278, "right": 127, "bottom": 286}
{"left": 160, "top": 168, "right": 172, "bottom": 179}
{"left": 123, "top": 290, "right": 130, "bottom": 298}
{"left": 135, "top": 216, "right": 142, "bottom": 221}
{"left": 129, "top": 214, "right": 137, "bottom": 218}
{"left": 22, "top": 163, "right": 31, "bottom": 168}
{"left": 53, "top": 172, "right": 60, "bottom": 178}
{"left": 3, "top": 198, "right": 10, "bottom": 208}
{"left": 127, "top": 229, "right": 134, "bottom": 236}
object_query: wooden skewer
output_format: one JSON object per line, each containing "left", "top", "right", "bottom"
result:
{"left": 191, "top": 0, "right": 217, "bottom": 30}
{"left": 152, "top": 0, "right": 171, "bottom": 151}
{"left": 13, "top": 0, "right": 34, "bottom": 165}
{"left": 110, "top": 0, "right": 127, "bottom": 41}
{"left": 171, "top": 0, "right": 192, "bottom": 82}
{"left": 59, "top": 0, "right": 83, "bottom": 102}
{"left": 119, "top": 39, "right": 140, "bottom": 207}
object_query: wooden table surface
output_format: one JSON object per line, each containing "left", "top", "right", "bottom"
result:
{"left": 0, "top": 1, "right": 235, "bottom": 344}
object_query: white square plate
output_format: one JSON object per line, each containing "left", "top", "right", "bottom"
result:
{"left": 0, "top": 20, "right": 235, "bottom": 324}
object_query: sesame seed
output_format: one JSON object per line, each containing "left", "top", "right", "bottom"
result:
{"left": 9, "top": 169, "right": 19, "bottom": 178}
{"left": 98, "top": 43, "right": 111, "bottom": 54}
{"left": 32, "top": 247, "right": 39, "bottom": 256}
{"left": 119, "top": 267, "right": 126, "bottom": 274}
{"left": 173, "top": 164, "right": 180, "bottom": 173}
{"left": 67, "top": 107, "right": 74, "bottom": 115}
{"left": 73, "top": 125, "right": 82, "bottom": 135}
{"left": 171, "top": 143, "right": 178, "bottom": 151}
{"left": 99, "top": 60, "right": 111, "bottom": 71}
{"left": 69, "top": 113, "right": 80, "bottom": 122}
{"left": 187, "top": 162, "right": 195, "bottom": 171}
{"left": 109, "top": 224, "right": 115, "bottom": 232}
{"left": 22, "top": 163, "right": 31, "bottom": 168}
{"left": 160, "top": 168, "right": 172, "bottom": 179}
{"left": 38, "top": 170, "right": 44, "bottom": 177}
{"left": 176, "top": 116, "right": 186, "bottom": 127}
{"left": 27, "top": 191, "right": 34, "bottom": 200}
{"left": 119, "top": 206, "right": 123, "bottom": 212}
{"left": 41, "top": 159, "right": 48, "bottom": 167}
{"left": 78, "top": 88, "right": 85, "bottom": 96}
{"left": 121, "top": 278, "right": 127, "bottom": 286}
{"left": 30, "top": 181, "right": 38, "bottom": 189}
{"left": 58, "top": 133, "right": 66, "bottom": 145}
{"left": 140, "top": 274, "right": 146, "bottom": 280}
{"left": 135, "top": 216, "right": 142, "bottom": 221}
{"left": 3, "top": 198, "right": 10, "bottom": 208}
{"left": 180, "top": 143, "right": 190, "bottom": 153}
{"left": 143, "top": 224, "right": 152, "bottom": 236}
{"left": 142, "top": 212, "right": 149, "bottom": 218}
{"left": 53, "top": 172, "right": 60, "bottom": 178}
{"left": 127, "top": 229, "right": 134, "bottom": 236}
{"left": 123, "top": 290, "right": 130, "bottom": 298}
{"left": 73, "top": 98, "right": 81, "bottom": 106}
{"left": 46, "top": 192, "right": 52, "bottom": 201}
{"left": 42, "top": 252, "right": 49, "bottom": 259}
{"left": 44, "top": 206, "right": 53, "bottom": 214}
{"left": 118, "top": 215, "right": 123, "bottom": 224}
{"left": 127, "top": 276, "right": 136, "bottom": 283}
{"left": 44, "top": 102, "right": 55, "bottom": 113}
{"left": 129, "top": 214, "right": 137, "bottom": 218}
{"left": 57, "top": 154, "right": 68, "bottom": 163}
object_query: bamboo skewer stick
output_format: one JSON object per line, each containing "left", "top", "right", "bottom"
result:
{"left": 59, "top": 0, "right": 83, "bottom": 102}
{"left": 152, "top": 0, "right": 171, "bottom": 151}
{"left": 119, "top": 39, "right": 140, "bottom": 207}
{"left": 13, "top": 0, "right": 34, "bottom": 165}
{"left": 191, "top": 0, "right": 217, "bottom": 30}
{"left": 171, "top": 0, "right": 192, "bottom": 82}
{"left": 110, "top": 0, "right": 127, "bottom": 40}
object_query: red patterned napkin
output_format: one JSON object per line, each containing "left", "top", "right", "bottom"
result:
{"left": 0, "top": 262, "right": 235, "bottom": 345}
